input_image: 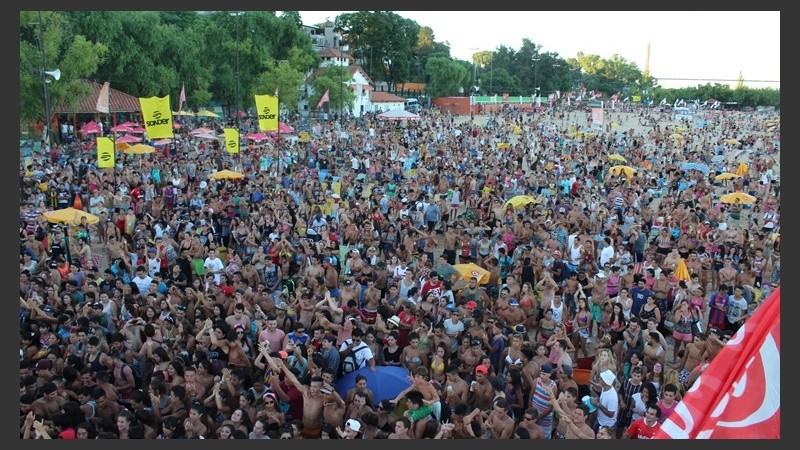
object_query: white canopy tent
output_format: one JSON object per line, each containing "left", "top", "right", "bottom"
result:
{"left": 376, "top": 109, "right": 420, "bottom": 121}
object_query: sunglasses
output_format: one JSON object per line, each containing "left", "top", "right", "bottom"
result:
{"left": 264, "top": 400, "right": 275, "bottom": 404}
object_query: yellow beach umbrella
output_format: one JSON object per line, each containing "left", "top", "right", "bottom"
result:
{"left": 735, "top": 162, "right": 749, "bottom": 176}
{"left": 724, "top": 138, "right": 741, "bottom": 145}
{"left": 608, "top": 154, "right": 627, "bottom": 163}
{"left": 124, "top": 144, "right": 156, "bottom": 154}
{"left": 714, "top": 172, "right": 741, "bottom": 181}
{"left": 453, "top": 263, "right": 490, "bottom": 285}
{"left": 208, "top": 169, "right": 245, "bottom": 180}
{"left": 503, "top": 195, "right": 537, "bottom": 210}
{"left": 512, "top": 126, "right": 522, "bottom": 135}
{"left": 497, "top": 142, "right": 511, "bottom": 149}
{"left": 609, "top": 165, "right": 636, "bottom": 177}
{"left": 43, "top": 208, "right": 100, "bottom": 225}
{"left": 115, "top": 142, "right": 130, "bottom": 151}
{"left": 720, "top": 192, "right": 757, "bottom": 205}
{"left": 674, "top": 258, "right": 691, "bottom": 281}
{"left": 197, "top": 109, "right": 220, "bottom": 118}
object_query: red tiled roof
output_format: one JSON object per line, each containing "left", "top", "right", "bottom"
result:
{"left": 318, "top": 47, "right": 355, "bottom": 61}
{"left": 306, "top": 65, "right": 374, "bottom": 86}
{"left": 370, "top": 91, "right": 406, "bottom": 103}
{"left": 52, "top": 80, "right": 142, "bottom": 114}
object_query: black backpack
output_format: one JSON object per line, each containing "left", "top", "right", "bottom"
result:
{"left": 339, "top": 342, "right": 368, "bottom": 377}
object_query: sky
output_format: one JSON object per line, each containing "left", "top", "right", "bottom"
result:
{"left": 293, "top": 11, "right": 780, "bottom": 90}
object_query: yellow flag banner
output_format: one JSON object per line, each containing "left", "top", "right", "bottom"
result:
{"left": 254, "top": 94, "right": 279, "bottom": 132}
{"left": 224, "top": 128, "right": 240, "bottom": 154}
{"left": 139, "top": 95, "right": 174, "bottom": 139}
{"left": 97, "top": 137, "right": 115, "bottom": 168}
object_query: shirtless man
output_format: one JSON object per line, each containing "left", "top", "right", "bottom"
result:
{"left": 678, "top": 334, "right": 707, "bottom": 385}
{"left": 31, "top": 382, "right": 66, "bottom": 422}
{"left": 361, "top": 280, "right": 382, "bottom": 326}
{"left": 320, "top": 387, "right": 346, "bottom": 430}
{"left": 462, "top": 339, "right": 485, "bottom": 377}
{"left": 549, "top": 388, "right": 595, "bottom": 439}
{"left": 484, "top": 397, "right": 516, "bottom": 439}
{"left": 304, "top": 256, "right": 325, "bottom": 281}
{"left": 443, "top": 365, "right": 469, "bottom": 408}
{"left": 339, "top": 279, "right": 360, "bottom": 309}
{"left": 279, "top": 359, "right": 325, "bottom": 438}
{"left": 467, "top": 365, "right": 495, "bottom": 412}
{"left": 642, "top": 331, "right": 666, "bottom": 373}
{"left": 718, "top": 258, "right": 738, "bottom": 293}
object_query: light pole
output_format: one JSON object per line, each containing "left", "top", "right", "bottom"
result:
{"left": 532, "top": 57, "right": 540, "bottom": 100}
{"left": 230, "top": 12, "right": 243, "bottom": 128}
{"left": 489, "top": 55, "right": 493, "bottom": 95}
{"left": 340, "top": 45, "right": 349, "bottom": 127}
{"left": 36, "top": 11, "right": 53, "bottom": 146}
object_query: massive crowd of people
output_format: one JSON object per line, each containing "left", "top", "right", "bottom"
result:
{"left": 19, "top": 103, "right": 780, "bottom": 439}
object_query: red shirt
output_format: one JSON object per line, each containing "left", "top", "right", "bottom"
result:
{"left": 626, "top": 418, "right": 661, "bottom": 439}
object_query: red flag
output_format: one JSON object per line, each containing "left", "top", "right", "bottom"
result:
{"left": 178, "top": 83, "right": 186, "bottom": 115}
{"left": 316, "top": 89, "right": 330, "bottom": 110}
{"left": 654, "top": 288, "right": 781, "bottom": 439}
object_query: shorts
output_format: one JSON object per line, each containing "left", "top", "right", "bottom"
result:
{"left": 362, "top": 309, "right": 378, "bottom": 325}
{"left": 679, "top": 369, "right": 691, "bottom": 385}
{"left": 672, "top": 331, "right": 693, "bottom": 342}
{"left": 590, "top": 304, "right": 602, "bottom": 322}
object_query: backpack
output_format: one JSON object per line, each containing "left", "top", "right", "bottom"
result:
{"left": 339, "top": 342, "right": 368, "bottom": 377}
{"left": 121, "top": 361, "right": 145, "bottom": 389}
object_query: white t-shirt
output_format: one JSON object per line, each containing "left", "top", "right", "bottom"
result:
{"left": 597, "top": 387, "right": 619, "bottom": 427}
{"left": 133, "top": 275, "right": 153, "bottom": 295}
{"left": 339, "top": 340, "right": 374, "bottom": 370}
{"left": 204, "top": 257, "right": 224, "bottom": 284}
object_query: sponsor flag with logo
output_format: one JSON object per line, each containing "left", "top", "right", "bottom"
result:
{"left": 96, "top": 137, "right": 115, "bottom": 168}
{"left": 139, "top": 95, "right": 174, "bottom": 139}
{"left": 254, "top": 94, "right": 279, "bottom": 132}
{"left": 654, "top": 288, "right": 780, "bottom": 439}
{"left": 224, "top": 128, "right": 239, "bottom": 154}
{"left": 316, "top": 89, "right": 330, "bottom": 110}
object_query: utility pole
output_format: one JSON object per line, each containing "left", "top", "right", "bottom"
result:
{"left": 37, "top": 11, "right": 52, "bottom": 146}
{"left": 231, "top": 12, "right": 243, "bottom": 128}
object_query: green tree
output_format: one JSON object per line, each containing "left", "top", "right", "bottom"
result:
{"left": 425, "top": 56, "right": 469, "bottom": 97}
{"left": 20, "top": 11, "right": 108, "bottom": 124}
{"left": 336, "top": 11, "right": 420, "bottom": 89}
{"left": 310, "top": 65, "right": 356, "bottom": 115}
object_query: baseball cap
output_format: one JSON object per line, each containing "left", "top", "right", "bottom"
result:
{"left": 466, "top": 301, "right": 478, "bottom": 309}
{"left": 475, "top": 364, "right": 489, "bottom": 375}
{"left": 345, "top": 419, "right": 361, "bottom": 432}
{"left": 600, "top": 369, "right": 616, "bottom": 385}
{"left": 540, "top": 364, "right": 553, "bottom": 374}
{"left": 278, "top": 351, "right": 289, "bottom": 359}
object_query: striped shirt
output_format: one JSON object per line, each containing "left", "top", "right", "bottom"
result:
{"left": 531, "top": 378, "right": 557, "bottom": 426}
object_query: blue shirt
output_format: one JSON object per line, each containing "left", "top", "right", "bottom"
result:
{"left": 630, "top": 286, "right": 652, "bottom": 315}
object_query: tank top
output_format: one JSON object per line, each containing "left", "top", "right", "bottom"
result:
{"left": 673, "top": 311, "right": 694, "bottom": 334}
{"left": 570, "top": 244, "right": 583, "bottom": 265}
{"left": 551, "top": 302, "right": 565, "bottom": 324}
